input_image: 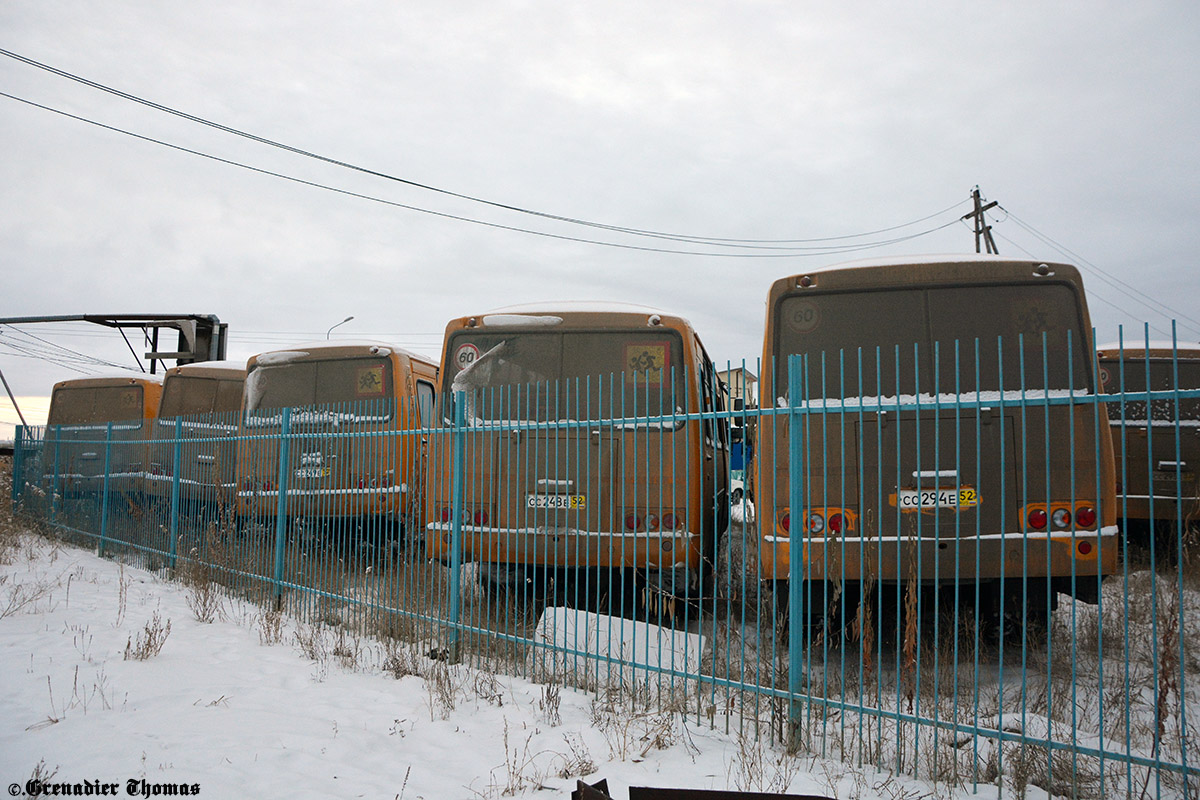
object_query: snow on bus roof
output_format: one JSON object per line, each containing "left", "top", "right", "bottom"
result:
{"left": 803, "top": 254, "right": 1050, "bottom": 274}
{"left": 55, "top": 369, "right": 163, "bottom": 386}
{"left": 250, "top": 340, "right": 429, "bottom": 363}
{"left": 168, "top": 359, "right": 248, "bottom": 373}
{"left": 1097, "top": 340, "right": 1200, "bottom": 353}
{"left": 475, "top": 301, "right": 692, "bottom": 328}
{"left": 484, "top": 300, "right": 676, "bottom": 317}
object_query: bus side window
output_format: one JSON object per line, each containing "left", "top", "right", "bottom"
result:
{"left": 417, "top": 380, "right": 435, "bottom": 427}
{"left": 696, "top": 345, "right": 727, "bottom": 450}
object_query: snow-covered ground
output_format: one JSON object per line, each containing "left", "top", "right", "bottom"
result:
{"left": 0, "top": 530, "right": 1009, "bottom": 800}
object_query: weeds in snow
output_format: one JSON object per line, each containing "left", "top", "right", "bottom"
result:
{"left": 123, "top": 611, "right": 172, "bottom": 661}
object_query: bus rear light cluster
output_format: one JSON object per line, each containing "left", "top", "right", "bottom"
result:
{"left": 436, "top": 507, "right": 490, "bottom": 526}
{"left": 1025, "top": 503, "right": 1098, "bottom": 531}
{"left": 625, "top": 512, "right": 683, "bottom": 532}
{"left": 795, "top": 507, "right": 855, "bottom": 536}
{"left": 241, "top": 478, "right": 274, "bottom": 492}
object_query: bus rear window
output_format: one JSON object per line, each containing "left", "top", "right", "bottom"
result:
{"left": 246, "top": 358, "right": 393, "bottom": 413}
{"left": 776, "top": 283, "right": 1091, "bottom": 398}
{"left": 446, "top": 331, "right": 685, "bottom": 421}
{"left": 161, "top": 377, "right": 244, "bottom": 417}
{"left": 1100, "top": 359, "right": 1200, "bottom": 422}
{"left": 49, "top": 386, "right": 143, "bottom": 425}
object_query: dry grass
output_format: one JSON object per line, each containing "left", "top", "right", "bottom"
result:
{"left": 9, "top": 450, "right": 1200, "bottom": 799}
{"left": 123, "top": 611, "right": 172, "bottom": 661}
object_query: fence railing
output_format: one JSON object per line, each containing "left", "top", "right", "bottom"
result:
{"left": 10, "top": 335, "right": 1200, "bottom": 798}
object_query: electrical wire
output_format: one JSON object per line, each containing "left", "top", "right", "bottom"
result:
{"left": 0, "top": 47, "right": 970, "bottom": 247}
{"left": 0, "top": 89, "right": 961, "bottom": 258}
{"left": 990, "top": 223, "right": 1190, "bottom": 341}
{"left": 0, "top": 325, "right": 133, "bottom": 372}
{"left": 996, "top": 208, "right": 1200, "bottom": 338}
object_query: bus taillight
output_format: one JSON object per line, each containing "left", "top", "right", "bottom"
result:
{"left": 1027, "top": 509, "right": 1048, "bottom": 530}
{"left": 1075, "top": 506, "right": 1097, "bottom": 528}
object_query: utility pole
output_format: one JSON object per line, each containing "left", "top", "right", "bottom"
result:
{"left": 961, "top": 186, "right": 999, "bottom": 254}
{"left": 0, "top": 368, "right": 27, "bottom": 427}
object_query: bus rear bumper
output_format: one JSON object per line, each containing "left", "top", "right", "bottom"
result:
{"left": 761, "top": 526, "right": 1120, "bottom": 583}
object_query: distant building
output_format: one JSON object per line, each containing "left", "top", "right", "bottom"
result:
{"left": 717, "top": 367, "right": 757, "bottom": 408}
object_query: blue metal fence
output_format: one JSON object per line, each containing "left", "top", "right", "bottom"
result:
{"left": 9, "top": 332, "right": 1200, "bottom": 798}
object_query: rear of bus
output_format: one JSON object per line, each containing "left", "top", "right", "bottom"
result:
{"left": 149, "top": 361, "right": 247, "bottom": 519}
{"left": 758, "top": 258, "right": 1117, "bottom": 620}
{"left": 425, "top": 306, "right": 728, "bottom": 603}
{"left": 1098, "top": 343, "right": 1200, "bottom": 542}
{"left": 45, "top": 374, "right": 163, "bottom": 501}
{"left": 235, "top": 342, "right": 437, "bottom": 550}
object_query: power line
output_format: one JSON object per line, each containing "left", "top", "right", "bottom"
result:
{"left": 0, "top": 325, "right": 132, "bottom": 372}
{"left": 0, "top": 89, "right": 961, "bottom": 258}
{"left": 0, "top": 47, "right": 969, "bottom": 247}
{"left": 996, "top": 208, "right": 1200, "bottom": 337}
{"left": 990, "top": 223, "right": 1190, "bottom": 341}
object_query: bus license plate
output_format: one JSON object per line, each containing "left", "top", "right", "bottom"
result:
{"left": 896, "top": 487, "right": 978, "bottom": 510}
{"left": 294, "top": 467, "right": 329, "bottom": 479}
{"left": 526, "top": 494, "right": 587, "bottom": 510}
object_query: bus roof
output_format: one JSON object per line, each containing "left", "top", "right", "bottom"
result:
{"left": 52, "top": 371, "right": 164, "bottom": 391}
{"left": 247, "top": 340, "right": 437, "bottom": 369}
{"left": 163, "top": 360, "right": 248, "bottom": 379}
{"left": 1097, "top": 342, "right": 1200, "bottom": 359}
{"left": 769, "top": 257, "right": 1083, "bottom": 298}
{"left": 446, "top": 303, "right": 695, "bottom": 333}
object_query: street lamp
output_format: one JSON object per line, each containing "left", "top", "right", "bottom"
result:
{"left": 326, "top": 316, "right": 354, "bottom": 339}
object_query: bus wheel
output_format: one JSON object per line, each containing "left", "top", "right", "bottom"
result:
{"left": 769, "top": 579, "right": 856, "bottom": 645}
{"left": 982, "top": 578, "right": 1058, "bottom": 646}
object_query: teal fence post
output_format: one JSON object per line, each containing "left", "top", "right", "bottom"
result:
{"left": 447, "top": 391, "right": 466, "bottom": 663}
{"left": 168, "top": 418, "right": 183, "bottom": 570}
{"left": 97, "top": 422, "right": 113, "bottom": 557}
{"left": 272, "top": 408, "right": 293, "bottom": 608}
{"left": 11, "top": 425, "right": 24, "bottom": 512}
{"left": 786, "top": 354, "right": 806, "bottom": 749}
{"left": 49, "top": 425, "right": 61, "bottom": 526}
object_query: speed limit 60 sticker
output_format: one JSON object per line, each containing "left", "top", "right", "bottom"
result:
{"left": 454, "top": 342, "right": 480, "bottom": 370}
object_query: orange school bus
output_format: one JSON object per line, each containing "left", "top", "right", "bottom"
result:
{"left": 148, "top": 360, "right": 247, "bottom": 520}
{"left": 757, "top": 257, "right": 1118, "bottom": 623}
{"left": 1097, "top": 342, "right": 1200, "bottom": 542}
{"left": 45, "top": 373, "right": 164, "bottom": 501}
{"left": 235, "top": 341, "right": 438, "bottom": 551}
{"left": 425, "top": 304, "right": 729, "bottom": 605}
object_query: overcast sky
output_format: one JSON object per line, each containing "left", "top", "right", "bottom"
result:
{"left": 2, "top": 2, "right": 1198, "bottom": 434}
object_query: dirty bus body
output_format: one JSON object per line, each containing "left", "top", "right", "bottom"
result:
{"left": 1098, "top": 342, "right": 1200, "bottom": 547}
{"left": 45, "top": 373, "right": 164, "bottom": 503}
{"left": 758, "top": 257, "right": 1118, "bottom": 623}
{"left": 426, "top": 305, "right": 728, "bottom": 606}
{"left": 148, "top": 360, "right": 247, "bottom": 523}
{"left": 235, "top": 342, "right": 438, "bottom": 551}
